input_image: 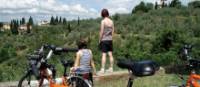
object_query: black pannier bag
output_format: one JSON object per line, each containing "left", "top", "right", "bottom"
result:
{"left": 117, "top": 60, "right": 159, "bottom": 77}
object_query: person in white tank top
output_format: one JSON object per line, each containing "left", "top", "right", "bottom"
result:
{"left": 71, "top": 40, "right": 96, "bottom": 75}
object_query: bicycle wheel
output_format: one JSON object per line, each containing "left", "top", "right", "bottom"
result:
{"left": 67, "top": 76, "right": 91, "bottom": 87}
{"left": 18, "top": 73, "right": 38, "bottom": 87}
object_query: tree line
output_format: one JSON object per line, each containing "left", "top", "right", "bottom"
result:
{"left": 50, "top": 16, "right": 67, "bottom": 25}
{"left": 132, "top": 0, "right": 200, "bottom": 14}
{"left": 10, "top": 16, "right": 34, "bottom": 34}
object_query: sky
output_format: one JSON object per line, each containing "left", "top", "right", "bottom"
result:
{"left": 0, "top": 0, "right": 196, "bottom": 22}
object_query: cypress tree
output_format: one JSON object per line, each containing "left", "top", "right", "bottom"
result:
{"left": 10, "top": 19, "right": 19, "bottom": 34}
{"left": 155, "top": 2, "right": 158, "bottom": 9}
{"left": 78, "top": 16, "right": 80, "bottom": 26}
{"left": 68, "top": 23, "right": 71, "bottom": 32}
{"left": 55, "top": 16, "right": 59, "bottom": 24}
{"left": 63, "top": 18, "right": 67, "bottom": 24}
{"left": 22, "top": 17, "right": 26, "bottom": 24}
{"left": 59, "top": 16, "right": 62, "bottom": 24}
{"left": 50, "top": 16, "right": 55, "bottom": 25}
{"left": 28, "top": 16, "right": 34, "bottom": 26}
{"left": 10, "top": 20, "right": 13, "bottom": 33}
{"left": 0, "top": 22, "right": 3, "bottom": 30}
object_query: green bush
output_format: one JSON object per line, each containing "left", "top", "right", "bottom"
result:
{"left": 151, "top": 29, "right": 183, "bottom": 53}
{"left": 132, "top": 2, "right": 154, "bottom": 13}
{"left": 188, "top": 1, "right": 200, "bottom": 8}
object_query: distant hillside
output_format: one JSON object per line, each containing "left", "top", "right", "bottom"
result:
{"left": 0, "top": 7, "right": 200, "bottom": 81}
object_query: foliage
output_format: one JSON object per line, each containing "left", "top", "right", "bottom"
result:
{"left": 0, "top": 7, "right": 200, "bottom": 82}
{"left": 132, "top": 2, "right": 154, "bottom": 13}
{"left": 0, "top": 22, "right": 3, "bottom": 29}
{"left": 50, "top": 16, "right": 67, "bottom": 25}
{"left": 169, "top": 0, "right": 182, "bottom": 8}
{"left": 21, "top": 17, "right": 26, "bottom": 25}
{"left": 63, "top": 18, "right": 67, "bottom": 24}
{"left": 151, "top": 29, "right": 183, "bottom": 53}
{"left": 50, "top": 16, "right": 55, "bottom": 25}
{"left": 28, "top": 16, "right": 34, "bottom": 26}
{"left": 155, "top": 2, "right": 158, "bottom": 9}
{"left": 78, "top": 16, "right": 80, "bottom": 26}
{"left": 10, "top": 20, "right": 19, "bottom": 35}
{"left": 112, "top": 13, "right": 120, "bottom": 21}
{"left": 26, "top": 24, "right": 31, "bottom": 33}
{"left": 59, "top": 16, "right": 62, "bottom": 24}
{"left": 188, "top": 1, "right": 200, "bottom": 8}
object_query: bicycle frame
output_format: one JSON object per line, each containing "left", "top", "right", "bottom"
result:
{"left": 186, "top": 71, "right": 200, "bottom": 87}
{"left": 49, "top": 76, "right": 69, "bottom": 87}
{"left": 178, "top": 45, "right": 200, "bottom": 87}
{"left": 39, "top": 49, "right": 70, "bottom": 87}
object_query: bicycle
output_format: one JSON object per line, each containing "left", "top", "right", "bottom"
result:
{"left": 18, "top": 45, "right": 92, "bottom": 87}
{"left": 117, "top": 59, "right": 159, "bottom": 87}
{"left": 170, "top": 44, "right": 200, "bottom": 87}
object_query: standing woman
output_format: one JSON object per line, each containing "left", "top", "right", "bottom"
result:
{"left": 99, "top": 8, "right": 114, "bottom": 73}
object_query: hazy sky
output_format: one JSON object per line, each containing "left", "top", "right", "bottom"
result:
{"left": 0, "top": 0, "right": 196, "bottom": 22}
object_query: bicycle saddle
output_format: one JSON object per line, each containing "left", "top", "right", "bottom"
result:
{"left": 61, "top": 60, "right": 74, "bottom": 67}
{"left": 117, "top": 60, "right": 159, "bottom": 77}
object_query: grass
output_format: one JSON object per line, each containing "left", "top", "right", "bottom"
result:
{"left": 95, "top": 71, "right": 183, "bottom": 87}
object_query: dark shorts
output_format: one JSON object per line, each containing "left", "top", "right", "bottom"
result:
{"left": 100, "top": 40, "right": 113, "bottom": 53}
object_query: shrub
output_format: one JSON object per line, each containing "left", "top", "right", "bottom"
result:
{"left": 132, "top": 2, "right": 154, "bottom": 13}
{"left": 151, "top": 29, "right": 183, "bottom": 53}
{"left": 188, "top": 1, "right": 200, "bottom": 8}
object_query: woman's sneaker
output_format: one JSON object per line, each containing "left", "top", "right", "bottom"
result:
{"left": 106, "top": 68, "right": 113, "bottom": 73}
{"left": 97, "top": 68, "right": 105, "bottom": 75}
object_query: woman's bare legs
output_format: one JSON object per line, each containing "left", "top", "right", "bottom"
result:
{"left": 107, "top": 51, "right": 114, "bottom": 72}
{"left": 99, "top": 53, "right": 106, "bottom": 73}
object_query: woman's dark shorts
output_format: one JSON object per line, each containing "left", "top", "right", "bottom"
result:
{"left": 100, "top": 40, "right": 113, "bottom": 53}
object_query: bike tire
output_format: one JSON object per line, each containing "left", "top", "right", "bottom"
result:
{"left": 67, "top": 76, "right": 92, "bottom": 87}
{"left": 18, "top": 73, "right": 37, "bottom": 87}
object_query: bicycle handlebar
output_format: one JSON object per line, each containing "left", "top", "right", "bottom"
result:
{"left": 25, "top": 44, "right": 77, "bottom": 81}
{"left": 43, "top": 44, "right": 78, "bottom": 53}
{"left": 62, "top": 48, "right": 78, "bottom": 52}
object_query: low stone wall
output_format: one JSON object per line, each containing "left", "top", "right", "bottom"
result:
{"left": 0, "top": 71, "right": 129, "bottom": 87}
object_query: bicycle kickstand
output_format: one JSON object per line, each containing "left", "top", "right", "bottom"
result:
{"left": 127, "top": 70, "right": 135, "bottom": 87}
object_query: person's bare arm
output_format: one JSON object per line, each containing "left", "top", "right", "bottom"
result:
{"left": 91, "top": 59, "right": 96, "bottom": 74}
{"left": 89, "top": 50, "right": 96, "bottom": 74}
{"left": 112, "top": 21, "right": 115, "bottom": 38}
{"left": 74, "top": 52, "right": 80, "bottom": 67}
{"left": 99, "top": 21, "right": 104, "bottom": 43}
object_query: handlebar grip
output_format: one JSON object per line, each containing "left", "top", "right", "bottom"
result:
{"left": 54, "top": 47, "right": 63, "bottom": 52}
{"left": 28, "top": 54, "right": 40, "bottom": 60}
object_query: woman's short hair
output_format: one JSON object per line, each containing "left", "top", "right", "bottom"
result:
{"left": 101, "top": 8, "right": 109, "bottom": 18}
{"left": 77, "top": 39, "right": 87, "bottom": 49}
